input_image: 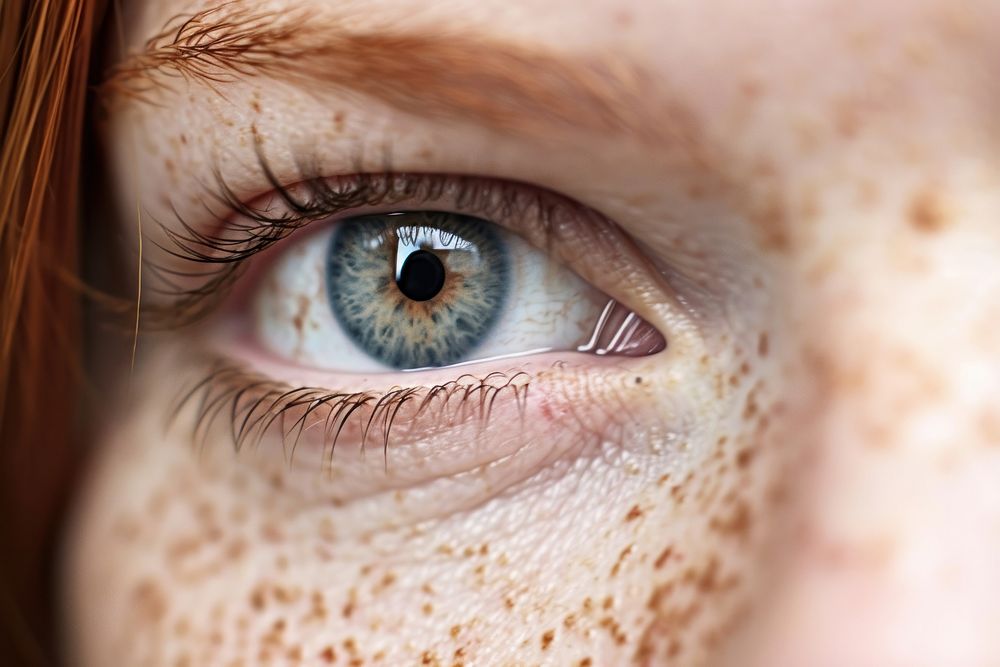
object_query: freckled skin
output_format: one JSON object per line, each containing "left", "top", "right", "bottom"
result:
{"left": 65, "top": 0, "right": 1000, "bottom": 665}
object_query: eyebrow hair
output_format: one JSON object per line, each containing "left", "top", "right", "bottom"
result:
{"left": 98, "top": 0, "right": 675, "bottom": 143}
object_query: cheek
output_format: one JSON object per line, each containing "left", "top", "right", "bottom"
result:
{"left": 63, "top": 344, "right": 781, "bottom": 667}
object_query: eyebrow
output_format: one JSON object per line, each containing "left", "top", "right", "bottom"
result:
{"left": 99, "top": 0, "right": 673, "bottom": 142}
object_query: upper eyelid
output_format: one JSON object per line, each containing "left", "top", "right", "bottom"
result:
{"left": 141, "top": 160, "right": 657, "bottom": 333}
{"left": 142, "top": 163, "right": 566, "bottom": 328}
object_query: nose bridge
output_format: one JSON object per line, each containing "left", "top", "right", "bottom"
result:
{"left": 735, "top": 223, "right": 1000, "bottom": 666}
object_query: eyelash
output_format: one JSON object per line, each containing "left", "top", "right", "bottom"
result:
{"left": 146, "top": 149, "right": 558, "bottom": 328}
{"left": 149, "top": 148, "right": 649, "bottom": 463}
{"left": 173, "top": 358, "right": 531, "bottom": 469}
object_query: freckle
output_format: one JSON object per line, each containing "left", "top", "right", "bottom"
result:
{"left": 422, "top": 602, "right": 434, "bottom": 615}
{"left": 752, "top": 192, "right": 789, "bottom": 252}
{"left": 657, "top": 473, "right": 670, "bottom": 486}
{"left": 979, "top": 408, "right": 1000, "bottom": 445}
{"left": 375, "top": 571, "right": 397, "bottom": 591}
{"left": 334, "top": 110, "right": 345, "bottom": 131}
{"left": 624, "top": 505, "right": 643, "bottom": 522}
{"left": 273, "top": 584, "right": 301, "bottom": 605}
{"left": 251, "top": 99, "right": 261, "bottom": 113}
{"left": 833, "top": 100, "right": 861, "bottom": 139}
{"left": 736, "top": 447, "right": 756, "bottom": 468}
{"left": 670, "top": 485, "right": 685, "bottom": 503}
{"left": 612, "top": 9, "right": 633, "bottom": 26}
{"left": 686, "top": 182, "right": 706, "bottom": 200}
{"left": 578, "top": 659, "right": 593, "bottom": 667}
{"left": 856, "top": 178, "right": 881, "bottom": 207}
{"left": 563, "top": 613, "right": 577, "bottom": 629}
{"left": 599, "top": 616, "right": 628, "bottom": 644}
{"left": 654, "top": 546, "right": 674, "bottom": 569}
{"left": 908, "top": 187, "right": 950, "bottom": 233}
{"left": 739, "top": 78, "right": 763, "bottom": 100}
{"left": 757, "top": 332, "right": 769, "bottom": 357}
{"left": 503, "top": 597, "right": 514, "bottom": 610}
{"left": 541, "top": 629, "right": 555, "bottom": 650}
{"left": 179, "top": 134, "right": 187, "bottom": 144}
{"left": 709, "top": 500, "right": 752, "bottom": 539}
{"left": 261, "top": 521, "right": 285, "bottom": 543}
{"left": 131, "top": 579, "right": 168, "bottom": 623}
{"left": 146, "top": 488, "right": 170, "bottom": 517}
{"left": 450, "top": 624, "right": 461, "bottom": 638}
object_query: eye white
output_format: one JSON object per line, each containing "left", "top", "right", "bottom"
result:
{"left": 253, "top": 219, "right": 610, "bottom": 372}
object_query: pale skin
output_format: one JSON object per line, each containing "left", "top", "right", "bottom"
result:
{"left": 62, "top": 0, "right": 1000, "bottom": 665}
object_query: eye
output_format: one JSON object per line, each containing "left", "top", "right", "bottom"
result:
{"left": 164, "top": 172, "right": 674, "bottom": 474}
{"left": 253, "top": 209, "right": 648, "bottom": 372}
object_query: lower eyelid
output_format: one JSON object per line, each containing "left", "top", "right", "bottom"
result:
{"left": 174, "top": 348, "right": 672, "bottom": 488}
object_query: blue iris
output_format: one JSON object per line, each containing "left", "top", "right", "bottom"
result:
{"left": 325, "top": 212, "right": 510, "bottom": 369}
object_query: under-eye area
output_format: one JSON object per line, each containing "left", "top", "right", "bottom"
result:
{"left": 164, "top": 347, "right": 680, "bottom": 503}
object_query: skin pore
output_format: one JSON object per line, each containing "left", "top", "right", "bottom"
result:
{"left": 62, "top": 0, "right": 1000, "bottom": 665}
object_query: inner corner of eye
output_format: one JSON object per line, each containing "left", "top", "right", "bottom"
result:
{"left": 249, "top": 209, "right": 666, "bottom": 373}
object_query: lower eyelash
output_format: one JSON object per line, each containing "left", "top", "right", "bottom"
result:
{"left": 170, "top": 359, "right": 531, "bottom": 470}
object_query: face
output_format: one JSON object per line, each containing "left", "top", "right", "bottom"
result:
{"left": 62, "top": 0, "right": 1000, "bottom": 664}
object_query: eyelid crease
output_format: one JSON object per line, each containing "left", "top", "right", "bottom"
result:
{"left": 171, "top": 358, "right": 531, "bottom": 472}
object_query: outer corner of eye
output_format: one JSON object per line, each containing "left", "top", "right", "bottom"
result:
{"left": 242, "top": 206, "right": 666, "bottom": 376}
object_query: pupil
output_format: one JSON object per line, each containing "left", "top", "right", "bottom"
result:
{"left": 396, "top": 249, "right": 446, "bottom": 301}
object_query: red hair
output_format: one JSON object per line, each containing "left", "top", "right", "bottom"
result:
{"left": 0, "top": 0, "right": 104, "bottom": 662}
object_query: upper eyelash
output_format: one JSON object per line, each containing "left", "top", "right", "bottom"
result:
{"left": 144, "top": 146, "right": 554, "bottom": 328}
{"left": 171, "top": 358, "right": 531, "bottom": 471}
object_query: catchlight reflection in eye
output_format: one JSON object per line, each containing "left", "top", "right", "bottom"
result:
{"left": 253, "top": 211, "right": 665, "bottom": 372}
